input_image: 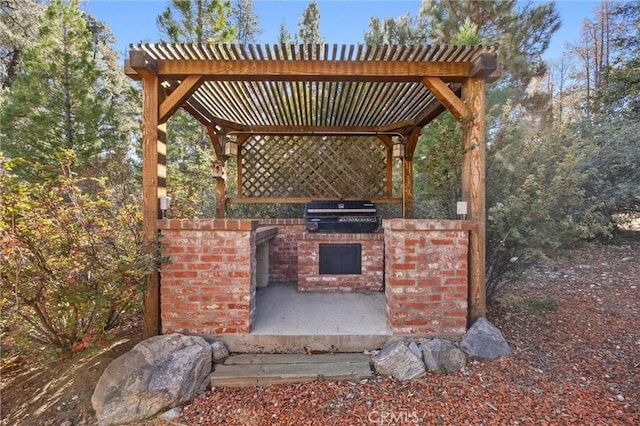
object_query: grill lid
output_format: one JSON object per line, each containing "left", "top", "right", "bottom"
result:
{"left": 304, "top": 200, "right": 380, "bottom": 233}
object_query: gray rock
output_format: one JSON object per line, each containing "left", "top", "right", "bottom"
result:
{"left": 91, "top": 333, "right": 212, "bottom": 426}
{"left": 461, "top": 317, "right": 511, "bottom": 359}
{"left": 421, "top": 338, "right": 466, "bottom": 373}
{"left": 372, "top": 341, "right": 425, "bottom": 380}
{"left": 211, "top": 340, "right": 229, "bottom": 364}
{"left": 159, "top": 407, "right": 182, "bottom": 420}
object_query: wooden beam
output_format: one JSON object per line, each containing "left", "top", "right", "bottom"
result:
{"left": 470, "top": 52, "right": 499, "bottom": 80}
{"left": 141, "top": 74, "right": 162, "bottom": 339}
{"left": 377, "top": 134, "right": 395, "bottom": 198}
{"left": 129, "top": 51, "right": 158, "bottom": 79}
{"left": 377, "top": 134, "right": 393, "bottom": 149}
{"left": 379, "top": 119, "right": 417, "bottom": 133}
{"left": 150, "top": 59, "right": 472, "bottom": 82}
{"left": 228, "top": 125, "right": 414, "bottom": 135}
{"left": 159, "top": 75, "right": 204, "bottom": 123}
{"left": 227, "top": 197, "right": 403, "bottom": 204}
{"left": 422, "top": 77, "right": 468, "bottom": 122}
{"left": 462, "top": 78, "right": 487, "bottom": 325}
{"left": 234, "top": 134, "right": 251, "bottom": 146}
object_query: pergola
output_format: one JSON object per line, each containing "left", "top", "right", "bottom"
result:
{"left": 125, "top": 43, "right": 500, "bottom": 338}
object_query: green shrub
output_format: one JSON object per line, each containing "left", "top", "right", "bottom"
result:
{"left": 0, "top": 152, "right": 151, "bottom": 353}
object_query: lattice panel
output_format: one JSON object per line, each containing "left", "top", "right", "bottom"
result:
{"left": 240, "top": 135, "right": 388, "bottom": 199}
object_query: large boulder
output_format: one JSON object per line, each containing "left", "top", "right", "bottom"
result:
{"left": 421, "top": 338, "right": 466, "bottom": 373}
{"left": 460, "top": 317, "right": 511, "bottom": 359}
{"left": 372, "top": 341, "right": 425, "bottom": 380}
{"left": 91, "top": 333, "right": 212, "bottom": 425}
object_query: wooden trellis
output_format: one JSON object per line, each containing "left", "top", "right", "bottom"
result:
{"left": 237, "top": 135, "right": 388, "bottom": 201}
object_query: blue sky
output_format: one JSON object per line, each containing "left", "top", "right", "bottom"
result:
{"left": 81, "top": 0, "right": 600, "bottom": 61}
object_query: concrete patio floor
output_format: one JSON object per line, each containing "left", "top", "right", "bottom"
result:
{"left": 215, "top": 283, "right": 395, "bottom": 353}
{"left": 252, "top": 282, "right": 390, "bottom": 335}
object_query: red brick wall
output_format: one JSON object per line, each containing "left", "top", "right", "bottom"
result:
{"left": 258, "top": 219, "right": 305, "bottom": 283}
{"left": 158, "top": 219, "right": 257, "bottom": 335}
{"left": 383, "top": 220, "right": 470, "bottom": 335}
{"left": 297, "top": 232, "right": 384, "bottom": 292}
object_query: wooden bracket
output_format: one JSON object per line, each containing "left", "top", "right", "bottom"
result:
{"left": 159, "top": 75, "right": 204, "bottom": 123}
{"left": 422, "top": 77, "right": 468, "bottom": 122}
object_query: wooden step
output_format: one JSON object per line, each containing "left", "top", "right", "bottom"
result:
{"left": 211, "top": 353, "right": 373, "bottom": 387}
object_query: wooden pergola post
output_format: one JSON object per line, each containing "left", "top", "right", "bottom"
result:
{"left": 214, "top": 177, "right": 227, "bottom": 218}
{"left": 462, "top": 78, "right": 487, "bottom": 324}
{"left": 402, "top": 128, "right": 421, "bottom": 218}
{"left": 141, "top": 74, "right": 164, "bottom": 338}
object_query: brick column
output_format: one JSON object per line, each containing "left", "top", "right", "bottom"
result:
{"left": 384, "top": 220, "right": 470, "bottom": 335}
{"left": 158, "top": 219, "right": 257, "bottom": 334}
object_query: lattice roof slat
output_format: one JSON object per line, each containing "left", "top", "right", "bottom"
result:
{"left": 127, "top": 43, "right": 498, "bottom": 134}
{"left": 262, "top": 81, "right": 280, "bottom": 125}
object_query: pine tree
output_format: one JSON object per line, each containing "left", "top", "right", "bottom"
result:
{"left": 0, "top": 0, "right": 46, "bottom": 91}
{"left": 298, "top": 0, "right": 324, "bottom": 44}
{"left": 157, "top": 0, "right": 235, "bottom": 43}
{"left": 365, "top": 0, "right": 560, "bottom": 90}
{"left": 278, "top": 21, "right": 295, "bottom": 44}
{"left": 1, "top": 0, "right": 123, "bottom": 179}
{"left": 156, "top": 0, "right": 237, "bottom": 217}
{"left": 418, "top": 0, "right": 560, "bottom": 90}
{"left": 233, "top": 0, "right": 262, "bottom": 44}
{"left": 364, "top": 14, "right": 425, "bottom": 45}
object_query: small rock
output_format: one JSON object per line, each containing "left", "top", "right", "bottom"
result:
{"left": 211, "top": 340, "right": 229, "bottom": 364}
{"left": 420, "top": 338, "right": 466, "bottom": 373}
{"left": 372, "top": 341, "right": 425, "bottom": 380}
{"left": 461, "top": 317, "right": 511, "bottom": 360}
{"left": 621, "top": 257, "right": 633, "bottom": 262}
{"left": 616, "top": 394, "right": 625, "bottom": 402}
{"left": 159, "top": 407, "right": 182, "bottom": 420}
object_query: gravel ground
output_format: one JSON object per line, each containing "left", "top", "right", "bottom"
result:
{"left": 176, "top": 239, "right": 639, "bottom": 425}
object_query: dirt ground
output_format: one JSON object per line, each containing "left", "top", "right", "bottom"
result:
{"left": 2, "top": 234, "right": 639, "bottom": 425}
{"left": 0, "top": 320, "right": 143, "bottom": 425}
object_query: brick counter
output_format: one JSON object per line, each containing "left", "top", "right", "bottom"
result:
{"left": 383, "top": 220, "right": 471, "bottom": 334}
{"left": 158, "top": 219, "right": 258, "bottom": 335}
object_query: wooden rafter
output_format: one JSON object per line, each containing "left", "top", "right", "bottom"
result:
{"left": 126, "top": 44, "right": 499, "bottom": 134}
